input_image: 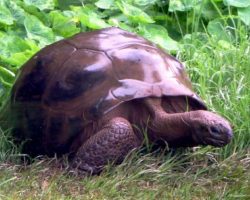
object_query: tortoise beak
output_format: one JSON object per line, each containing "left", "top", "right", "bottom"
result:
{"left": 206, "top": 124, "right": 233, "bottom": 147}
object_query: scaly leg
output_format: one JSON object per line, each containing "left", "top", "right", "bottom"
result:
{"left": 72, "top": 117, "right": 141, "bottom": 174}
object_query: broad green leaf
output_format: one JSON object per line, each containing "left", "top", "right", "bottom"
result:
{"left": 0, "top": 34, "right": 35, "bottom": 54}
{"left": 138, "top": 24, "right": 179, "bottom": 51}
{"left": 218, "top": 40, "right": 235, "bottom": 50}
{"left": 223, "top": 0, "right": 250, "bottom": 8}
{"left": 57, "top": 0, "right": 83, "bottom": 10}
{"left": 5, "top": 1, "right": 26, "bottom": 24}
{"left": 0, "top": 4, "right": 15, "bottom": 25}
{"left": 0, "top": 34, "right": 39, "bottom": 67}
{"left": 1, "top": 51, "right": 34, "bottom": 67}
{"left": 200, "top": 1, "right": 221, "bottom": 20}
{"left": 169, "top": 0, "right": 202, "bottom": 12}
{"left": 49, "top": 11, "right": 80, "bottom": 37}
{"left": 108, "top": 18, "right": 134, "bottom": 32}
{"left": 23, "top": 0, "right": 55, "bottom": 10}
{"left": 95, "top": 0, "right": 114, "bottom": 9}
{"left": 133, "top": 0, "right": 158, "bottom": 7}
{"left": 18, "top": 1, "right": 50, "bottom": 25}
{"left": 71, "top": 6, "right": 110, "bottom": 29}
{"left": 116, "top": 0, "right": 157, "bottom": 6}
{"left": 207, "top": 19, "right": 234, "bottom": 42}
{"left": 24, "top": 15, "right": 55, "bottom": 47}
{"left": 238, "top": 6, "right": 250, "bottom": 26}
{"left": 117, "top": 1, "right": 154, "bottom": 23}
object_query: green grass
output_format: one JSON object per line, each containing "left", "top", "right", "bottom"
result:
{"left": 182, "top": 29, "right": 250, "bottom": 154}
{"left": 0, "top": 149, "right": 249, "bottom": 199}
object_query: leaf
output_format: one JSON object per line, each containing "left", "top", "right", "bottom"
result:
{"left": 0, "top": 65, "right": 15, "bottom": 88}
{"left": 18, "top": 0, "right": 50, "bottom": 25}
{"left": 207, "top": 19, "right": 234, "bottom": 42}
{"left": 57, "top": 0, "right": 83, "bottom": 10}
{"left": 138, "top": 24, "right": 179, "bottom": 51}
{"left": 1, "top": 51, "right": 34, "bottom": 67}
{"left": 0, "top": 77, "right": 13, "bottom": 88}
{"left": 223, "top": 0, "right": 250, "bottom": 8}
{"left": 24, "top": 15, "right": 55, "bottom": 47}
{"left": 95, "top": 0, "right": 114, "bottom": 9}
{"left": 238, "top": 6, "right": 250, "bottom": 26}
{"left": 108, "top": 18, "right": 134, "bottom": 32}
{"left": 133, "top": 0, "right": 158, "bottom": 7}
{"left": 5, "top": 1, "right": 26, "bottom": 24}
{"left": 0, "top": 34, "right": 39, "bottom": 67}
{"left": 49, "top": 11, "right": 80, "bottom": 37}
{"left": 0, "top": 66, "right": 15, "bottom": 82}
{"left": 0, "top": 4, "right": 15, "bottom": 25}
{"left": 218, "top": 40, "right": 235, "bottom": 50}
{"left": 117, "top": 1, "right": 154, "bottom": 23}
{"left": 0, "top": 34, "right": 36, "bottom": 54}
{"left": 200, "top": 1, "right": 221, "bottom": 20}
{"left": 71, "top": 6, "right": 110, "bottom": 29}
{"left": 169, "top": 0, "right": 202, "bottom": 12}
{"left": 23, "top": 0, "right": 55, "bottom": 10}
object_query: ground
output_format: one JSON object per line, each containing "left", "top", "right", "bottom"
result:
{"left": 0, "top": 148, "right": 249, "bottom": 199}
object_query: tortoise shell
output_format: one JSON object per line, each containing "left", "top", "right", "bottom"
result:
{"left": 11, "top": 27, "right": 206, "bottom": 156}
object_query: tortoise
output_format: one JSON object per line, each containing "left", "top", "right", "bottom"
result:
{"left": 8, "top": 27, "right": 233, "bottom": 174}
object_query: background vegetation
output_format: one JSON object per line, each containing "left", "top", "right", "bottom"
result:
{"left": 0, "top": 0, "right": 249, "bottom": 199}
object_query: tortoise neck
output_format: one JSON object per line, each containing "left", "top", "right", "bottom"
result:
{"left": 143, "top": 97, "right": 194, "bottom": 143}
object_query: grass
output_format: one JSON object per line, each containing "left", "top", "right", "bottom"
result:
{"left": 0, "top": 12, "right": 250, "bottom": 200}
{"left": 182, "top": 29, "right": 250, "bottom": 154}
{"left": 0, "top": 149, "right": 249, "bottom": 199}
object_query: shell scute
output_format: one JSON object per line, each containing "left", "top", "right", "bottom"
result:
{"left": 66, "top": 27, "right": 152, "bottom": 51}
{"left": 12, "top": 42, "right": 76, "bottom": 102}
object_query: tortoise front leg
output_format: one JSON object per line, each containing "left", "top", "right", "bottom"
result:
{"left": 72, "top": 117, "right": 141, "bottom": 174}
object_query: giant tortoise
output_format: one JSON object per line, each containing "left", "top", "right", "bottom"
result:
{"left": 7, "top": 27, "right": 233, "bottom": 174}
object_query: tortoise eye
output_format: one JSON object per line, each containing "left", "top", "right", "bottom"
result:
{"left": 210, "top": 126, "right": 220, "bottom": 134}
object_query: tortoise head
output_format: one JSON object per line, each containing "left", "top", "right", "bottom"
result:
{"left": 190, "top": 110, "right": 233, "bottom": 147}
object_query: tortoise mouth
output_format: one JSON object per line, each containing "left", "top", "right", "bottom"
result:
{"left": 204, "top": 136, "right": 232, "bottom": 147}
{"left": 205, "top": 126, "right": 233, "bottom": 147}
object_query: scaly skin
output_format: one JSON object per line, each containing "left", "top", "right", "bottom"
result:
{"left": 72, "top": 117, "right": 140, "bottom": 174}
